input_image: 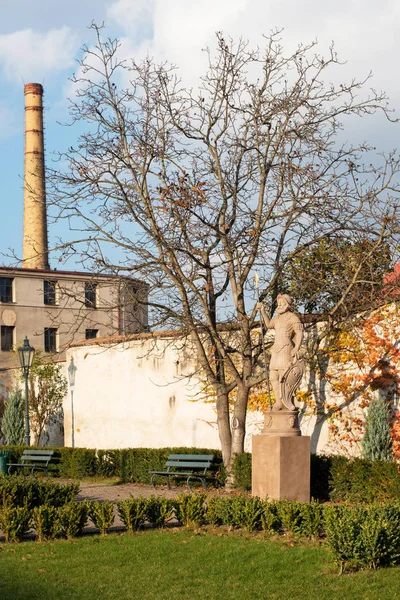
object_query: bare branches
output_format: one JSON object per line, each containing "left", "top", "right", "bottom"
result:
{"left": 48, "top": 25, "right": 400, "bottom": 468}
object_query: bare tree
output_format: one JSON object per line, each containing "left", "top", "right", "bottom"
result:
{"left": 49, "top": 24, "right": 400, "bottom": 476}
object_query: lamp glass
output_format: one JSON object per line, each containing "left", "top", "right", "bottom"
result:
{"left": 18, "top": 336, "right": 35, "bottom": 369}
{"left": 68, "top": 357, "right": 77, "bottom": 387}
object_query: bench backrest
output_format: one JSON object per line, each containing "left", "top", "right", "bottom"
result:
{"left": 166, "top": 454, "right": 214, "bottom": 470}
{"left": 21, "top": 450, "right": 55, "bottom": 464}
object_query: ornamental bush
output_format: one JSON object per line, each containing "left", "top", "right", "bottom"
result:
{"left": 1, "top": 390, "right": 24, "bottom": 446}
{"left": 89, "top": 501, "right": 115, "bottom": 535}
{"left": 361, "top": 395, "right": 393, "bottom": 462}
{"left": 0, "top": 505, "right": 32, "bottom": 542}
{"left": 32, "top": 505, "right": 60, "bottom": 541}
{"left": 117, "top": 497, "right": 148, "bottom": 532}
{"left": 0, "top": 475, "right": 79, "bottom": 509}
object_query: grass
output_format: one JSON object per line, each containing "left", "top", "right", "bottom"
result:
{"left": 1, "top": 529, "right": 400, "bottom": 600}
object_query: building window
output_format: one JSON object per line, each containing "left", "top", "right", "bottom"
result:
{"left": 44, "top": 280, "right": 56, "bottom": 305}
{"left": 0, "top": 278, "right": 13, "bottom": 303}
{"left": 44, "top": 328, "right": 57, "bottom": 352}
{"left": 1, "top": 326, "right": 14, "bottom": 351}
{"left": 84, "top": 283, "right": 97, "bottom": 308}
{"left": 85, "top": 329, "right": 98, "bottom": 340}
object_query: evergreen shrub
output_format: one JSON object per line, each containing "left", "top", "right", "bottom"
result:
{"left": 32, "top": 505, "right": 60, "bottom": 541}
{"left": 146, "top": 496, "right": 175, "bottom": 528}
{"left": 329, "top": 456, "right": 400, "bottom": 503}
{"left": 0, "top": 505, "right": 32, "bottom": 542}
{"left": 117, "top": 497, "right": 148, "bottom": 532}
{"left": 0, "top": 475, "right": 79, "bottom": 509}
{"left": 361, "top": 395, "right": 393, "bottom": 461}
{"left": 58, "top": 500, "right": 90, "bottom": 538}
{"left": 88, "top": 500, "right": 115, "bottom": 534}
{"left": 1, "top": 390, "right": 24, "bottom": 446}
{"left": 323, "top": 503, "right": 400, "bottom": 573}
{"left": 174, "top": 493, "right": 206, "bottom": 528}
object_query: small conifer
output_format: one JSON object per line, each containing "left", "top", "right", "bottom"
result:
{"left": 1, "top": 389, "right": 24, "bottom": 445}
{"left": 361, "top": 394, "right": 393, "bottom": 461}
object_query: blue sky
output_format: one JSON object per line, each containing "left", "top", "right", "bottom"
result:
{"left": 0, "top": 0, "right": 399, "bottom": 268}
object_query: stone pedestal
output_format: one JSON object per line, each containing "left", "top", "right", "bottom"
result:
{"left": 252, "top": 410, "right": 310, "bottom": 502}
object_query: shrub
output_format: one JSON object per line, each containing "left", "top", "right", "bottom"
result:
{"left": 0, "top": 475, "right": 40, "bottom": 509}
{"left": 2, "top": 390, "right": 24, "bottom": 446}
{"left": 0, "top": 505, "right": 32, "bottom": 542}
{"left": 205, "top": 496, "right": 226, "bottom": 526}
{"left": 0, "top": 476, "right": 79, "bottom": 510}
{"left": 310, "top": 454, "right": 332, "bottom": 501}
{"left": 261, "top": 500, "right": 281, "bottom": 534}
{"left": 146, "top": 496, "right": 175, "bottom": 528}
{"left": 207, "top": 495, "right": 262, "bottom": 530}
{"left": 56, "top": 448, "right": 98, "bottom": 479}
{"left": 324, "top": 504, "right": 365, "bottom": 573}
{"left": 297, "top": 500, "right": 324, "bottom": 539}
{"left": 358, "top": 504, "right": 400, "bottom": 569}
{"left": 232, "top": 453, "right": 252, "bottom": 491}
{"left": 39, "top": 480, "right": 80, "bottom": 508}
{"left": 89, "top": 501, "right": 115, "bottom": 535}
{"left": 361, "top": 395, "right": 393, "bottom": 462}
{"left": 117, "top": 497, "right": 148, "bottom": 532}
{"left": 58, "top": 501, "right": 90, "bottom": 538}
{"left": 174, "top": 493, "right": 206, "bottom": 528}
{"left": 329, "top": 456, "right": 400, "bottom": 503}
{"left": 32, "top": 505, "right": 60, "bottom": 541}
{"left": 275, "top": 500, "right": 303, "bottom": 537}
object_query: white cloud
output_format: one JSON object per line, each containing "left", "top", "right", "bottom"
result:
{"left": 106, "top": 0, "right": 400, "bottom": 105}
{"left": 0, "top": 26, "right": 79, "bottom": 82}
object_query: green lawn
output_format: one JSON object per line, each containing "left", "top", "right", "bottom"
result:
{"left": 1, "top": 529, "right": 400, "bottom": 600}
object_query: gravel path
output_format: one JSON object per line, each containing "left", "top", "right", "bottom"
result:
{"left": 75, "top": 481, "right": 189, "bottom": 502}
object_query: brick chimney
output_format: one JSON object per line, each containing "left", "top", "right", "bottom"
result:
{"left": 23, "top": 83, "right": 49, "bottom": 270}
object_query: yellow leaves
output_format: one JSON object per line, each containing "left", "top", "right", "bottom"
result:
{"left": 295, "top": 390, "right": 313, "bottom": 405}
{"left": 247, "top": 391, "right": 273, "bottom": 412}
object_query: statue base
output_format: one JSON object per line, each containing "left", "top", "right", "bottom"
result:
{"left": 262, "top": 408, "right": 301, "bottom": 436}
{"left": 252, "top": 409, "right": 310, "bottom": 501}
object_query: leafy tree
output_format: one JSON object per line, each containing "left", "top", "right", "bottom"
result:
{"left": 50, "top": 25, "right": 400, "bottom": 475}
{"left": 280, "top": 238, "right": 392, "bottom": 315}
{"left": 361, "top": 394, "right": 393, "bottom": 461}
{"left": 27, "top": 353, "right": 67, "bottom": 446}
{"left": 2, "top": 389, "right": 24, "bottom": 445}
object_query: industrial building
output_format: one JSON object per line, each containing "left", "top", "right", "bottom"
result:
{"left": 0, "top": 83, "right": 148, "bottom": 368}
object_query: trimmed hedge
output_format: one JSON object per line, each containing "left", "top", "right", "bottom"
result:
{"left": 3, "top": 445, "right": 400, "bottom": 502}
{"left": 231, "top": 452, "right": 400, "bottom": 503}
{"left": 0, "top": 446, "right": 225, "bottom": 485}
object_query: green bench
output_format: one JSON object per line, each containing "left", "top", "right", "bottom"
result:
{"left": 150, "top": 454, "right": 215, "bottom": 493}
{"left": 7, "top": 449, "right": 55, "bottom": 476}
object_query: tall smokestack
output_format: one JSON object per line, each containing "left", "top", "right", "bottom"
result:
{"left": 23, "top": 83, "right": 49, "bottom": 270}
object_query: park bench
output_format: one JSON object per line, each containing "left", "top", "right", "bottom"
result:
{"left": 150, "top": 454, "right": 215, "bottom": 493}
{"left": 7, "top": 449, "right": 55, "bottom": 476}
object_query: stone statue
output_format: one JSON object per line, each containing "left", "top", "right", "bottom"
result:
{"left": 257, "top": 294, "right": 304, "bottom": 411}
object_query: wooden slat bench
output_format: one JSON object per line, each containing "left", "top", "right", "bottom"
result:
{"left": 7, "top": 449, "right": 55, "bottom": 476}
{"left": 150, "top": 454, "right": 214, "bottom": 493}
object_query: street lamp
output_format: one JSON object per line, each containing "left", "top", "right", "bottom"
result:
{"left": 68, "top": 357, "right": 77, "bottom": 448}
{"left": 17, "top": 336, "right": 35, "bottom": 446}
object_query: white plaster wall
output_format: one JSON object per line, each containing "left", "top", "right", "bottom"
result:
{"left": 64, "top": 337, "right": 222, "bottom": 450}
{"left": 63, "top": 334, "right": 337, "bottom": 453}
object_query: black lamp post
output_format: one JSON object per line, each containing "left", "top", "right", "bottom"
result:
{"left": 17, "top": 336, "right": 35, "bottom": 446}
{"left": 68, "top": 357, "right": 77, "bottom": 448}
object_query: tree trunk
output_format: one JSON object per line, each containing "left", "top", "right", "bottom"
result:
{"left": 225, "top": 384, "right": 250, "bottom": 488}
